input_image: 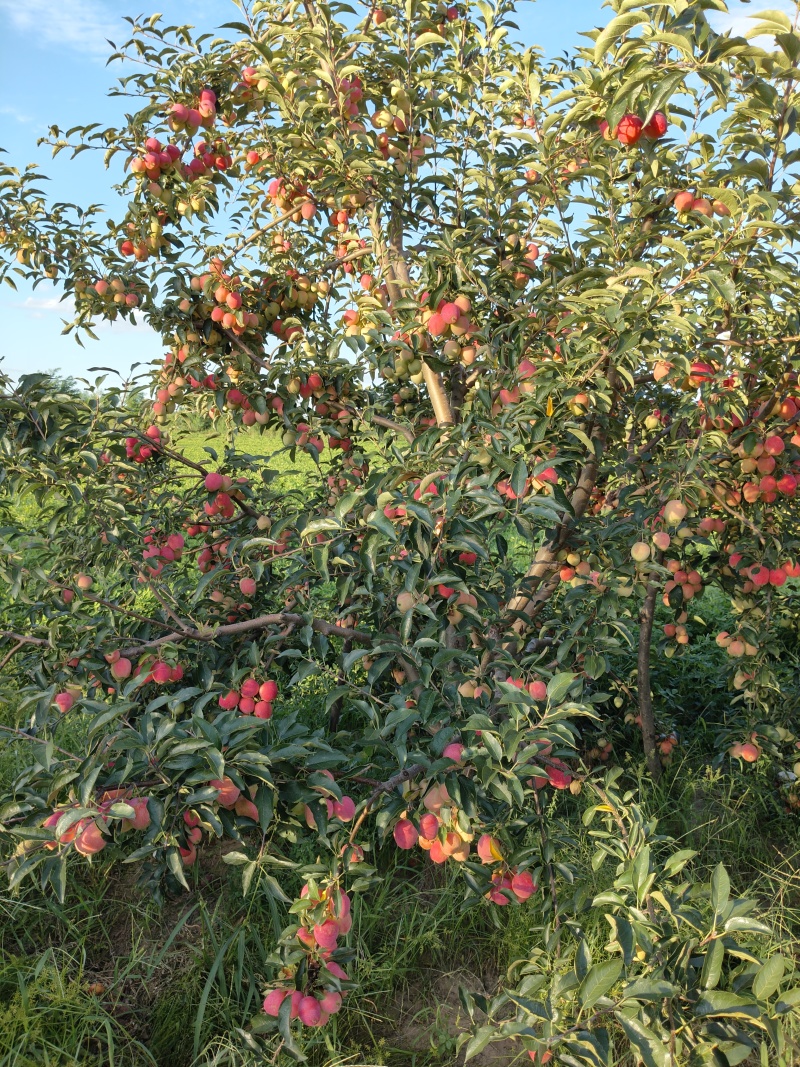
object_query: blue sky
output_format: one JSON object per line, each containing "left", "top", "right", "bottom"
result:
{"left": 0, "top": 0, "right": 786, "bottom": 383}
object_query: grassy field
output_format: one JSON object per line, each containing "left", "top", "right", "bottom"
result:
{"left": 0, "top": 426, "right": 799, "bottom": 1066}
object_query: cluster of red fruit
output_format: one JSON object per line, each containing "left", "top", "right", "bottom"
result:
{"left": 476, "top": 834, "right": 537, "bottom": 905}
{"left": 125, "top": 425, "right": 162, "bottom": 463}
{"left": 168, "top": 88, "right": 218, "bottom": 133}
{"left": 501, "top": 238, "right": 541, "bottom": 290}
{"left": 713, "top": 629, "right": 758, "bottom": 661}
{"left": 195, "top": 272, "right": 259, "bottom": 337}
{"left": 672, "top": 190, "right": 730, "bottom": 217}
{"left": 118, "top": 217, "right": 169, "bottom": 262}
{"left": 202, "top": 471, "right": 248, "bottom": 520}
{"left": 79, "top": 276, "right": 142, "bottom": 308}
{"left": 42, "top": 789, "right": 151, "bottom": 857}
{"left": 339, "top": 75, "right": 364, "bottom": 117}
{"left": 327, "top": 197, "right": 365, "bottom": 234}
{"left": 292, "top": 422, "right": 326, "bottom": 455}
{"left": 737, "top": 435, "right": 799, "bottom": 503}
{"left": 265, "top": 177, "right": 317, "bottom": 221}
{"left": 496, "top": 465, "right": 558, "bottom": 501}
{"left": 129, "top": 137, "right": 182, "bottom": 181}
{"left": 140, "top": 658, "right": 184, "bottom": 685}
{"left": 262, "top": 879, "right": 352, "bottom": 1027}
{"left": 329, "top": 233, "right": 367, "bottom": 279}
{"left": 196, "top": 536, "right": 231, "bottom": 574}
{"left": 507, "top": 676, "right": 548, "bottom": 701}
{"left": 152, "top": 376, "right": 187, "bottom": 417}
{"left": 727, "top": 737, "right": 762, "bottom": 762}
{"left": 218, "top": 678, "right": 277, "bottom": 719}
{"left": 140, "top": 530, "right": 185, "bottom": 580}
{"left": 662, "top": 559, "right": 704, "bottom": 606}
{"left": 599, "top": 110, "right": 668, "bottom": 145}
{"left": 262, "top": 960, "right": 349, "bottom": 1028}
{"left": 394, "top": 780, "right": 539, "bottom": 905}
{"left": 179, "top": 778, "right": 261, "bottom": 866}
{"left": 657, "top": 732, "right": 679, "bottom": 765}
{"left": 420, "top": 293, "right": 476, "bottom": 342}
{"left": 187, "top": 136, "right": 233, "bottom": 177}
{"left": 304, "top": 771, "right": 357, "bottom": 826}
{"left": 731, "top": 555, "right": 800, "bottom": 590}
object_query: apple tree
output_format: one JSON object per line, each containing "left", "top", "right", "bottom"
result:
{"left": 1, "top": 0, "right": 800, "bottom": 1060}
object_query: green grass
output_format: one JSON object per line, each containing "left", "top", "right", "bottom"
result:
{"left": 172, "top": 425, "right": 331, "bottom": 497}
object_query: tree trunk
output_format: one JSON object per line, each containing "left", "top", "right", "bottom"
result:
{"left": 637, "top": 576, "right": 662, "bottom": 782}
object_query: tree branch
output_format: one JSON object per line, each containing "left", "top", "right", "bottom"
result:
{"left": 116, "top": 612, "right": 373, "bottom": 659}
{"left": 347, "top": 762, "right": 425, "bottom": 844}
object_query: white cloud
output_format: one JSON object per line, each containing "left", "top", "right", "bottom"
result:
{"left": 708, "top": 1, "right": 797, "bottom": 47}
{"left": 13, "top": 296, "right": 156, "bottom": 337}
{"left": 15, "top": 295, "right": 65, "bottom": 318}
{"left": 0, "top": 0, "right": 122, "bottom": 57}
{"left": 0, "top": 104, "right": 34, "bottom": 124}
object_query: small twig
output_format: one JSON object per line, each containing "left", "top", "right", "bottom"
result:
{"left": 0, "top": 641, "right": 26, "bottom": 672}
{"left": 224, "top": 330, "right": 271, "bottom": 372}
{"left": 0, "top": 631, "right": 49, "bottom": 647}
{"left": 370, "top": 413, "right": 415, "bottom": 444}
{"left": 0, "top": 724, "right": 79, "bottom": 760}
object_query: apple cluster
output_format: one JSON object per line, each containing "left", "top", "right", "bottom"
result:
{"left": 599, "top": 110, "right": 669, "bottom": 146}
{"left": 42, "top": 789, "right": 151, "bottom": 857}
{"left": 218, "top": 678, "right": 278, "bottom": 719}
{"left": 125, "top": 425, "right": 163, "bottom": 463}
{"left": 140, "top": 530, "right": 185, "bottom": 580}
{"left": 167, "top": 88, "right": 219, "bottom": 133}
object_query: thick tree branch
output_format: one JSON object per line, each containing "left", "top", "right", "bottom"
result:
{"left": 116, "top": 612, "right": 373, "bottom": 659}
{"left": 637, "top": 559, "right": 663, "bottom": 782}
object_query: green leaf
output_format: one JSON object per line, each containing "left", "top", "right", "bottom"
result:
{"left": 594, "top": 12, "right": 648, "bottom": 61}
{"left": 614, "top": 1013, "right": 669, "bottom": 1067}
{"left": 166, "top": 845, "right": 189, "bottom": 890}
{"left": 579, "top": 959, "right": 622, "bottom": 1011}
{"left": 622, "top": 979, "right": 677, "bottom": 1002}
{"left": 511, "top": 456, "right": 528, "bottom": 498}
{"left": 695, "top": 990, "right": 762, "bottom": 1020}
{"left": 414, "top": 31, "right": 447, "bottom": 49}
{"left": 464, "top": 1025, "right": 495, "bottom": 1060}
{"left": 725, "top": 916, "right": 771, "bottom": 936}
{"left": 547, "top": 672, "right": 576, "bottom": 704}
{"left": 746, "top": 9, "right": 792, "bottom": 34}
{"left": 705, "top": 270, "right": 735, "bottom": 306}
{"left": 701, "top": 938, "right": 724, "bottom": 990}
{"left": 711, "top": 864, "right": 730, "bottom": 916}
{"left": 753, "top": 955, "right": 785, "bottom": 1000}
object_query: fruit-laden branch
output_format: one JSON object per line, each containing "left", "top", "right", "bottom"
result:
{"left": 116, "top": 612, "right": 373, "bottom": 659}
{"left": 368, "top": 204, "right": 454, "bottom": 427}
{"left": 228, "top": 199, "right": 312, "bottom": 259}
{"left": 347, "top": 762, "right": 425, "bottom": 843}
{"left": 504, "top": 423, "right": 605, "bottom": 639}
{"left": 224, "top": 330, "right": 271, "bottom": 372}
